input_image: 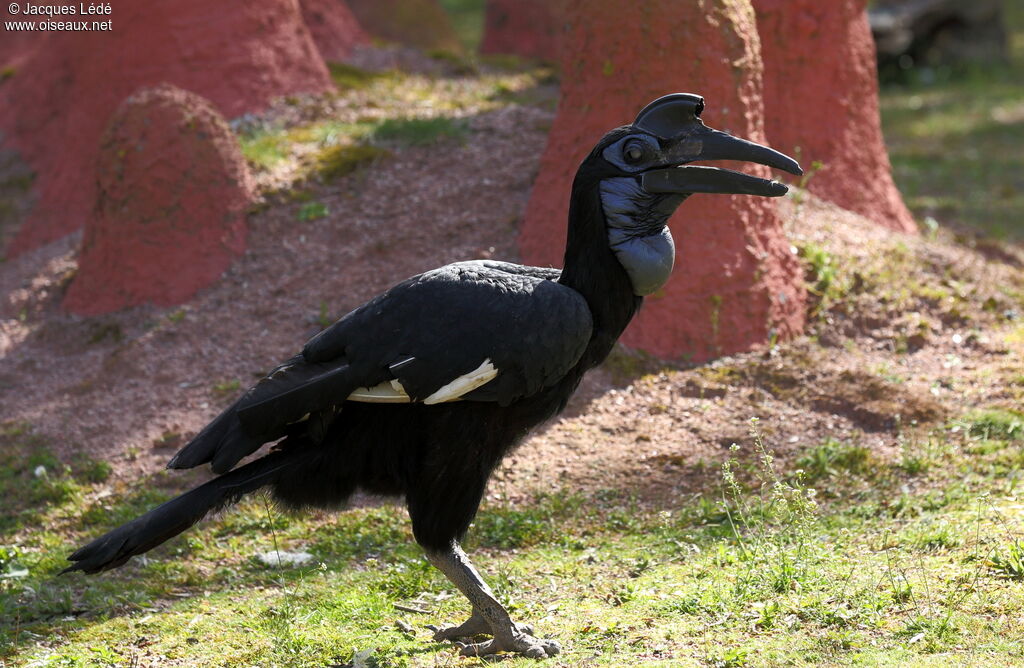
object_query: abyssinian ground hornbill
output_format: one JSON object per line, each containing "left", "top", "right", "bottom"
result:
{"left": 63, "top": 94, "right": 801, "bottom": 659}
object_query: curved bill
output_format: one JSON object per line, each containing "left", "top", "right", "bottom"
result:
{"left": 633, "top": 92, "right": 803, "bottom": 198}
{"left": 642, "top": 165, "right": 789, "bottom": 197}
{"left": 692, "top": 127, "right": 803, "bottom": 177}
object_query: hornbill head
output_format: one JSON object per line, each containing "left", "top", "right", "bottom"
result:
{"left": 583, "top": 93, "right": 803, "bottom": 296}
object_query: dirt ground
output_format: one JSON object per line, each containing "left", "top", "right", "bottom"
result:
{"left": 1, "top": 83, "right": 1022, "bottom": 509}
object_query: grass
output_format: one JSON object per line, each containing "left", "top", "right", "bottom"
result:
{"left": 211, "top": 379, "right": 241, "bottom": 398}
{"left": 5, "top": 411, "right": 1024, "bottom": 666}
{"left": 797, "top": 243, "right": 841, "bottom": 316}
{"left": 368, "top": 117, "right": 469, "bottom": 147}
{"left": 236, "top": 58, "right": 552, "bottom": 180}
{"left": 880, "top": 1, "right": 1024, "bottom": 239}
{"left": 240, "top": 116, "right": 467, "bottom": 174}
{"left": 238, "top": 131, "right": 290, "bottom": 170}
{"left": 315, "top": 144, "right": 391, "bottom": 182}
{"left": 296, "top": 201, "right": 328, "bottom": 222}
{"left": 327, "top": 62, "right": 399, "bottom": 90}
{"left": 438, "top": 0, "right": 486, "bottom": 53}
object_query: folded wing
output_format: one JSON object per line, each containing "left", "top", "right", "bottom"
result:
{"left": 170, "top": 261, "right": 590, "bottom": 474}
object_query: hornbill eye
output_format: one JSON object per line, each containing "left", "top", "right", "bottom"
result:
{"left": 624, "top": 143, "right": 644, "bottom": 163}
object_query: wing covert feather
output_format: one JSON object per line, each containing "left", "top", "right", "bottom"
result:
{"left": 302, "top": 261, "right": 591, "bottom": 405}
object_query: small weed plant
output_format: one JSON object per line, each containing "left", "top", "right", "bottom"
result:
{"left": 296, "top": 201, "right": 329, "bottom": 222}
{"left": 987, "top": 538, "right": 1024, "bottom": 580}
{"left": 798, "top": 242, "right": 843, "bottom": 316}
{"left": 720, "top": 419, "right": 820, "bottom": 597}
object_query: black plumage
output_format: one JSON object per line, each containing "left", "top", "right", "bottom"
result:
{"left": 63, "top": 94, "right": 802, "bottom": 659}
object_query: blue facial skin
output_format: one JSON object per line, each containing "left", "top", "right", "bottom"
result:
{"left": 599, "top": 134, "right": 689, "bottom": 297}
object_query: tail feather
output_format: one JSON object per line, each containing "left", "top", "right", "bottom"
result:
{"left": 62, "top": 450, "right": 296, "bottom": 575}
{"left": 167, "top": 401, "right": 262, "bottom": 474}
{"left": 169, "top": 354, "right": 349, "bottom": 474}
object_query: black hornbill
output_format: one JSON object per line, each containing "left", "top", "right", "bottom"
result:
{"left": 62, "top": 94, "right": 801, "bottom": 659}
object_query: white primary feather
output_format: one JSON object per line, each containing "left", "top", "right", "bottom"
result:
{"left": 423, "top": 359, "right": 498, "bottom": 404}
{"left": 345, "top": 359, "right": 498, "bottom": 404}
{"left": 347, "top": 379, "right": 412, "bottom": 403}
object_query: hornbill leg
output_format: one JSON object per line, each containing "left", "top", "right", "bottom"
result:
{"left": 425, "top": 542, "right": 560, "bottom": 659}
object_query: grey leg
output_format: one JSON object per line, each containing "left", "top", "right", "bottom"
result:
{"left": 425, "top": 542, "right": 560, "bottom": 659}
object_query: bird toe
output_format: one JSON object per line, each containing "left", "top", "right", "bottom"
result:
{"left": 457, "top": 638, "right": 496, "bottom": 657}
{"left": 539, "top": 638, "right": 562, "bottom": 656}
{"left": 456, "top": 632, "right": 560, "bottom": 659}
{"left": 428, "top": 612, "right": 492, "bottom": 642}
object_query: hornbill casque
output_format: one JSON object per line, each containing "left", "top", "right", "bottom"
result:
{"left": 62, "top": 94, "right": 801, "bottom": 659}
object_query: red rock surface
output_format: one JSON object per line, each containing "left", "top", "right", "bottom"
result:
{"left": 300, "top": 0, "right": 370, "bottom": 63}
{"left": 1, "top": 0, "right": 332, "bottom": 255}
{"left": 63, "top": 86, "right": 252, "bottom": 315}
{"left": 519, "top": 0, "right": 805, "bottom": 361}
{"left": 345, "top": 0, "right": 463, "bottom": 53}
{"left": 754, "top": 0, "right": 916, "bottom": 233}
{"left": 479, "top": 0, "right": 564, "bottom": 61}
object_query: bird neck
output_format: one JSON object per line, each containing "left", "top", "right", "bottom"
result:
{"left": 558, "top": 177, "right": 642, "bottom": 367}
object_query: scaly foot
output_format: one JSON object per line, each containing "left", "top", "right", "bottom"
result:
{"left": 427, "top": 611, "right": 533, "bottom": 642}
{"left": 456, "top": 630, "right": 561, "bottom": 659}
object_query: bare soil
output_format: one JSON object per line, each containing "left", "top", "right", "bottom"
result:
{"left": 0, "top": 103, "right": 547, "bottom": 480}
{"left": 1, "top": 88, "right": 1022, "bottom": 510}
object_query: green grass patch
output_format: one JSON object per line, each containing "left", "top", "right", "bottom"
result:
{"left": 987, "top": 539, "right": 1024, "bottom": 580}
{"left": 367, "top": 117, "right": 469, "bottom": 147}
{"left": 314, "top": 143, "right": 389, "bottom": 180}
{"left": 296, "top": 201, "right": 329, "bottom": 222}
{"left": 326, "top": 62, "right": 397, "bottom": 90}
{"left": 795, "top": 439, "right": 874, "bottom": 482}
{"left": 0, "top": 423, "right": 111, "bottom": 534}
{"left": 239, "top": 130, "right": 290, "bottom": 170}
{"left": 798, "top": 242, "right": 844, "bottom": 317}
{"left": 438, "top": 0, "right": 485, "bottom": 53}
{"left": 961, "top": 408, "right": 1024, "bottom": 441}
{"left": 286, "top": 120, "right": 375, "bottom": 146}
{"left": 212, "top": 379, "right": 241, "bottom": 398}
{"left": 8, "top": 411, "right": 1024, "bottom": 665}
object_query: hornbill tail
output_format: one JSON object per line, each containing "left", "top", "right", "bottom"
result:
{"left": 62, "top": 448, "right": 299, "bottom": 575}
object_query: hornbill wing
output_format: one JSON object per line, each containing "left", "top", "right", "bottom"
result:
{"left": 171, "top": 261, "right": 588, "bottom": 473}
{"left": 170, "top": 261, "right": 584, "bottom": 474}
{"left": 297, "top": 260, "right": 589, "bottom": 406}
{"left": 166, "top": 355, "right": 356, "bottom": 473}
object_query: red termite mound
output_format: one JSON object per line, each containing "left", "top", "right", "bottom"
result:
{"left": 345, "top": 0, "right": 463, "bottom": 53}
{"left": 479, "top": 0, "right": 564, "bottom": 61}
{"left": 1, "top": 0, "right": 332, "bottom": 256}
{"left": 64, "top": 86, "right": 253, "bottom": 316}
{"left": 519, "top": 0, "right": 804, "bottom": 361}
{"left": 754, "top": 0, "right": 916, "bottom": 233}
{"left": 300, "top": 0, "right": 370, "bottom": 63}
